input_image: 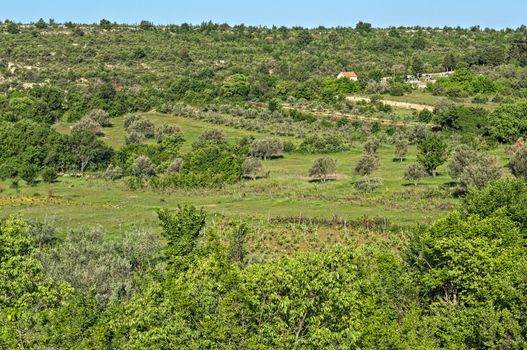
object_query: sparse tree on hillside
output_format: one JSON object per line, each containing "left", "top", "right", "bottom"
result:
{"left": 363, "top": 137, "right": 381, "bottom": 155}
{"left": 354, "top": 154, "right": 379, "bottom": 176}
{"left": 508, "top": 145, "right": 527, "bottom": 180}
{"left": 249, "top": 138, "right": 284, "bottom": 160}
{"left": 132, "top": 156, "right": 156, "bottom": 179}
{"left": 417, "top": 133, "right": 448, "bottom": 176}
{"left": 404, "top": 163, "right": 427, "bottom": 186}
{"left": 309, "top": 157, "right": 336, "bottom": 182}
{"left": 394, "top": 136, "right": 409, "bottom": 162}
{"left": 242, "top": 157, "right": 264, "bottom": 180}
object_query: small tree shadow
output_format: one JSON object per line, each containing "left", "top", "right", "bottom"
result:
{"left": 309, "top": 178, "right": 337, "bottom": 183}
{"left": 392, "top": 157, "right": 407, "bottom": 162}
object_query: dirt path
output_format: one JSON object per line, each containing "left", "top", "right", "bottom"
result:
{"left": 346, "top": 96, "right": 434, "bottom": 111}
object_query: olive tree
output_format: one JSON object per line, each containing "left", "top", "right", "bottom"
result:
{"left": 309, "top": 157, "right": 336, "bottom": 182}
{"left": 354, "top": 154, "right": 379, "bottom": 176}
{"left": 132, "top": 156, "right": 156, "bottom": 179}
{"left": 394, "top": 135, "right": 409, "bottom": 162}
{"left": 403, "top": 163, "right": 427, "bottom": 185}
{"left": 249, "top": 138, "right": 284, "bottom": 160}
{"left": 508, "top": 145, "right": 527, "bottom": 180}
{"left": 242, "top": 157, "right": 264, "bottom": 180}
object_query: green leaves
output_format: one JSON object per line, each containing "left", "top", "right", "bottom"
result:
{"left": 157, "top": 205, "right": 207, "bottom": 258}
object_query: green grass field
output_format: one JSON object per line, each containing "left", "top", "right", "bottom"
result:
{"left": 3, "top": 112, "right": 510, "bottom": 235}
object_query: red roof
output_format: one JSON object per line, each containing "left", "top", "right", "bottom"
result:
{"left": 339, "top": 71, "right": 358, "bottom": 78}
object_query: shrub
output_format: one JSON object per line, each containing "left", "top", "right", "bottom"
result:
{"left": 354, "top": 177, "right": 382, "bottom": 192}
{"left": 309, "top": 157, "right": 336, "bottom": 182}
{"left": 354, "top": 154, "right": 379, "bottom": 176}
{"left": 198, "top": 128, "right": 226, "bottom": 143}
{"left": 299, "top": 134, "right": 349, "bottom": 153}
{"left": 460, "top": 156, "right": 502, "bottom": 190}
{"left": 124, "top": 131, "right": 145, "bottom": 145}
{"left": 363, "top": 136, "right": 381, "bottom": 154}
{"left": 166, "top": 158, "right": 183, "bottom": 174}
{"left": 41, "top": 167, "right": 58, "bottom": 183}
{"left": 103, "top": 164, "right": 124, "bottom": 180}
{"left": 85, "top": 109, "right": 111, "bottom": 127}
{"left": 283, "top": 140, "right": 297, "bottom": 152}
{"left": 71, "top": 117, "right": 103, "bottom": 136}
{"left": 242, "top": 157, "right": 265, "bottom": 180}
{"left": 508, "top": 145, "right": 527, "bottom": 180}
{"left": 19, "top": 164, "right": 39, "bottom": 185}
{"left": 403, "top": 164, "right": 427, "bottom": 185}
{"left": 132, "top": 156, "right": 156, "bottom": 178}
{"left": 155, "top": 124, "right": 181, "bottom": 142}
{"left": 127, "top": 118, "right": 155, "bottom": 138}
{"left": 124, "top": 114, "right": 143, "bottom": 128}
{"left": 249, "top": 138, "right": 284, "bottom": 160}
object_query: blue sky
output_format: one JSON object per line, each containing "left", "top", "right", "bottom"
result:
{"left": 3, "top": 0, "right": 526, "bottom": 29}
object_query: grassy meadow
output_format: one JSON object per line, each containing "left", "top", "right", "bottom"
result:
{"left": 3, "top": 110, "right": 511, "bottom": 235}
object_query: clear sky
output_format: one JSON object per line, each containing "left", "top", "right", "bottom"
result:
{"left": 3, "top": 0, "right": 526, "bottom": 29}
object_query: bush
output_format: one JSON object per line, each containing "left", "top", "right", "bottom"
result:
{"left": 41, "top": 167, "right": 58, "bottom": 183}
{"left": 155, "top": 124, "right": 181, "bottom": 142}
{"left": 363, "top": 137, "right": 381, "bottom": 155}
{"left": 242, "top": 157, "right": 265, "bottom": 180}
{"left": 85, "top": 109, "right": 111, "bottom": 127}
{"left": 283, "top": 140, "right": 297, "bottom": 152}
{"left": 166, "top": 158, "right": 183, "bottom": 174}
{"left": 354, "top": 177, "right": 382, "bottom": 192}
{"left": 124, "top": 114, "right": 143, "bottom": 128}
{"left": 124, "top": 131, "right": 145, "bottom": 145}
{"left": 127, "top": 118, "right": 155, "bottom": 138}
{"left": 132, "top": 156, "right": 156, "bottom": 178}
{"left": 249, "top": 138, "right": 284, "bottom": 160}
{"left": 354, "top": 154, "right": 379, "bottom": 176}
{"left": 309, "top": 157, "right": 337, "bottom": 182}
{"left": 508, "top": 145, "right": 527, "bottom": 180}
{"left": 403, "top": 164, "right": 427, "bottom": 185}
{"left": 103, "top": 164, "right": 124, "bottom": 181}
{"left": 19, "top": 164, "right": 39, "bottom": 185}
{"left": 71, "top": 117, "right": 103, "bottom": 136}
{"left": 460, "top": 156, "right": 502, "bottom": 190}
{"left": 299, "top": 134, "right": 349, "bottom": 153}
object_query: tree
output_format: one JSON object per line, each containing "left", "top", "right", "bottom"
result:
{"left": 131, "top": 155, "right": 156, "bottom": 179}
{"left": 124, "top": 131, "right": 144, "bottom": 145}
{"left": 6, "top": 21, "right": 20, "bottom": 34}
{"left": 19, "top": 164, "right": 39, "bottom": 185}
{"left": 403, "top": 164, "right": 427, "bottom": 185}
{"left": 309, "top": 157, "right": 336, "bottom": 182}
{"left": 355, "top": 21, "right": 372, "bottom": 33}
{"left": 157, "top": 205, "right": 206, "bottom": 258}
{"left": 41, "top": 166, "right": 58, "bottom": 183}
{"left": 448, "top": 144, "right": 480, "bottom": 180}
{"left": 459, "top": 156, "right": 502, "bottom": 190}
{"left": 85, "top": 109, "right": 111, "bottom": 127}
{"left": 229, "top": 223, "right": 248, "bottom": 263}
{"left": 354, "top": 154, "right": 379, "bottom": 176}
{"left": 443, "top": 52, "right": 457, "bottom": 71}
{"left": 126, "top": 118, "right": 155, "bottom": 138}
{"left": 155, "top": 124, "right": 181, "bottom": 142}
{"left": 394, "top": 136, "right": 408, "bottom": 161}
{"left": 242, "top": 157, "right": 264, "bottom": 180}
{"left": 35, "top": 18, "right": 48, "bottom": 29}
{"left": 71, "top": 117, "right": 103, "bottom": 136}
{"left": 411, "top": 56, "right": 424, "bottom": 77}
{"left": 363, "top": 136, "right": 381, "bottom": 155}
{"left": 416, "top": 133, "right": 448, "bottom": 176}
{"left": 508, "top": 145, "right": 527, "bottom": 180}
{"left": 509, "top": 30, "right": 527, "bottom": 66}
{"left": 65, "top": 130, "right": 113, "bottom": 173}
{"left": 197, "top": 128, "right": 226, "bottom": 144}
{"left": 99, "top": 18, "right": 112, "bottom": 30}
{"left": 249, "top": 138, "right": 284, "bottom": 160}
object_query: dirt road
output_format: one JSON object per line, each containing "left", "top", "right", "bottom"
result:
{"left": 346, "top": 96, "right": 434, "bottom": 111}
